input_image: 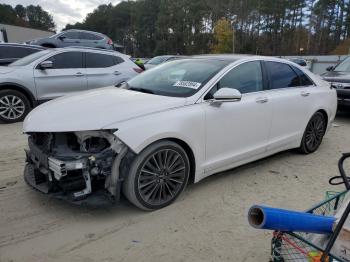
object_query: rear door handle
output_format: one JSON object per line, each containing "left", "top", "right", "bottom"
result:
{"left": 75, "top": 72, "right": 84, "bottom": 77}
{"left": 256, "top": 97, "right": 268, "bottom": 103}
{"left": 114, "top": 71, "right": 121, "bottom": 75}
{"left": 301, "top": 91, "right": 310, "bottom": 97}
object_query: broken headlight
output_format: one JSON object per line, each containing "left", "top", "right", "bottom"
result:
{"left": 81, "top": 137, "right": 110, "bottom": 153}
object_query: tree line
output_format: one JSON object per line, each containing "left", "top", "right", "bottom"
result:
{"left": 64, "top": 0, "right": 350, "bottom": 57}
{"left": 2, "top": 1, "right": 350, "bottom": 57}
{"left": 0, "top": 4, "right": 55, "bottom": 32}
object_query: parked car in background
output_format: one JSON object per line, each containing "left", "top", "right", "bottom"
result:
{"left": 144, "top": 55, "right": 186, "bottom": 69}
{"left": 30, "top": 29, "right": 114, "bottom": 50}
{"left": 288, "top": 58, "right": 311, "bottom": 70}
{"left": 23, "top": 55, "right": 336, "bottom": 210}
{"left": 0, "top": 43, "right": 45, "bottom": 66}
{"left": 0, "top": 47, "right": 139, "bottom": 123}
{"left": 322, "top": 56, "right": 350, "bottom": 108}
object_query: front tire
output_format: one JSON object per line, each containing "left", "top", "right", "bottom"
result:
{"left": 299, "top": 112, "right": 326, "bottom": 154}
{"left": 0, "top": 89, "right": 31, "bottom": 123}
{"left": 123, "top": 140, "right": 190, "bottom": 210}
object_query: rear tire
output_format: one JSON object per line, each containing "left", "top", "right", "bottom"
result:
{"left": 123, "top": 140, "right": 190, "bottom": 210}
{"left": 299, "top": 112, "right": 326, "bottom": 154}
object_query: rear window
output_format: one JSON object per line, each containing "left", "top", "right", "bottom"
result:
{"left": 86, "top": 53, "right": 116, "bottom": 68}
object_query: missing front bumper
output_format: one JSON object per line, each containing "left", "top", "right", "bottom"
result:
{"left": 24, "top": 152, "right": 123, "bottom": 205}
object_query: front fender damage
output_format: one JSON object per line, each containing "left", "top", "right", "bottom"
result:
{"left": 24, "top": 130, "right": 133, "bottom": 205}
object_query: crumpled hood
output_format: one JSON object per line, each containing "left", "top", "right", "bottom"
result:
{"left": 0, "top": 66, "right": 16, "bottom": 74}
{"left": 23, "top": 87, "right": 187, "bottom": 132}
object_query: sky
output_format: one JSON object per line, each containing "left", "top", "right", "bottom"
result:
{"left": 2, "top": 0, "right": 122, "bottom": 31}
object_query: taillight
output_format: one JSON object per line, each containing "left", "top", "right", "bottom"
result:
{"left": 107, "top": 38, "right": 113, "bottom": 45}
{"left": 133, "top": 67, "right": 143, "bottom": 73}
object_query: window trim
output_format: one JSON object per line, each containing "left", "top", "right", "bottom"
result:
{"left": 202, "top": 60, "right": 267, "bottom": 101}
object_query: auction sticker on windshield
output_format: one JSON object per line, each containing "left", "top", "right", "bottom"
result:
{"left": 174, "top": 81, "right": 201, "bottom": 89}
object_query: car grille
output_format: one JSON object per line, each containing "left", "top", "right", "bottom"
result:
{"left": 30, "top": 132, "right": 52, "bottom": 152}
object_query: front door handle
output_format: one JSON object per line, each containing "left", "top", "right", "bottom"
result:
{"left": 114, "top": 71, "right": 121, "bottom": 75}
{"left": 256, "top": 97, "right": 268, "bottom": 103}
{"left": 301, "top": 91, "right": 310, "bottom": 97}
{"left": 75, "top": 72, "right": 84, "bottom": 77}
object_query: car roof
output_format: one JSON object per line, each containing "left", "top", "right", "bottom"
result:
{"left": 155, "top": 55, "right": 186, "bottom": 58}
{"left": 55, "top": 47, "right": 129, "bottom": 57}
{"left": 0, "top": 43, "right": 46, "bottom": 49}
{"left": 191, "top": 54, "right": 251, "bottom": 62}
{"left": 190, "top": 54, "right": 307, "bottom": 66}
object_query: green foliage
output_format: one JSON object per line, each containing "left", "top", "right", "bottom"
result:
{"left": 2, "top": 0, "right": 347, "bottom": 56}
{"left": 0, "top": 4, "right": 55, "bottom": 31}
{"left": 211, "top": 18, "right": 233, "bottom": 54}
{"left": 65, "top": 0, "right": 350, "bottom": 56}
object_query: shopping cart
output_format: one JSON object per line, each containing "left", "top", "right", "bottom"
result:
{"left": 271, "top": 153, "right": 350, "bottom": 262}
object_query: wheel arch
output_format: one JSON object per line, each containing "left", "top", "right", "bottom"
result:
{"left": 0, "top": 83, "right": 36, "bottom": 108}
{"left": 124, "top": 136, "right": 197, "bottom": 185}
{"left": 316, "top": 109, "right": 329, "bottom": 127}
{"left": 166, "top": 138, "right": 196, "bottom": 184}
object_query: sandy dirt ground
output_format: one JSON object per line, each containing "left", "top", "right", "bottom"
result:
{"left": 1, "top": 112, "right": 350, "bottom": 262}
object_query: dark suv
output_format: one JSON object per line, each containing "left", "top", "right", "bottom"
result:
{"left": 322, "top": 56, "right": 350, "bottom": 107}
{"left": 0, "top": 43, "right": 45, "bottom": 66}
{"left": 30, "top": 29, "right": 114, "bottom": 50}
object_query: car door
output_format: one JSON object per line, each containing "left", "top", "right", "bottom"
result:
{"left": 34, "top": 51, "right": 87, "bottom": 101}
{"left": 85, "top": 52, "right": 128, "bottom": 89}
{"left": 203, "top": 61, "right": 273, "bottom": 173}
{"left": 58, "top": 31, "right": 81, "bottom": 47}
{"left": 263, "top": 61, "right": 314, "bottom": 151}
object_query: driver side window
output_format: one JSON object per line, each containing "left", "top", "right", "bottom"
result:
{"left": 61, "top": 32, "right": 79, "bottom": 39}
{"left": 206, "top": 61, "right": 263, "bottom": 99}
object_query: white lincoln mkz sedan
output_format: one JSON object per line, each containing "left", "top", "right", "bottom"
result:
{"left": 23, "top": 55, "right": 337, "bottom": 210}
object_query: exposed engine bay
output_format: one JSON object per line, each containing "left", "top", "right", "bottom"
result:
{"left": 24, "top": 130, "right": 131, "bottom": 203}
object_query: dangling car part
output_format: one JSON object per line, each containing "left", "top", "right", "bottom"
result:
{"left": 24, "top": 130, "right": 128, "bottom": 203}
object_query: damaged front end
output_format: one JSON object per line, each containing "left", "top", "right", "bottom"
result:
{"left": 24, "top": 130, "right": 130, "bottom": 204}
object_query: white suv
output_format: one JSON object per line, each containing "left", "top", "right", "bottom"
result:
{"left": 0, "top": 47, "right": 140, "bottom": 123}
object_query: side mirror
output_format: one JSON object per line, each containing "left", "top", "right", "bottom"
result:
{"left": 58, "top": 36, "right": 66, "bottom": 41}
{"left": 212, "top": 87, "right": 242, "bottom": 102}
{"left": 326, "top": 66, "right": 334, "bottom": 71}
{"left": 39, "top": 60, "right": 53, "bottom": 70}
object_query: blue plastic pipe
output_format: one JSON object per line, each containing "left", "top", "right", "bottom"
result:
{"left": 248, "top": 205, "right": 336, "bottom": 234}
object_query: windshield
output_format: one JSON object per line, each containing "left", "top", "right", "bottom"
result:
{"left": 147, "top": 56, "right": 167, "bottom": 65}
{"left": 9, "top": 50, "right": 52, "bottom": 66}
{"left": 126, "top": 59, "right": 230, "bottom": 97}
{"left": 334, "top": 57, "right": 350, "bottom": 72}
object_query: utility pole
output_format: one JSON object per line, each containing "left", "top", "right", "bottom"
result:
{"left": 232, "top": 27, "right": 235, "bottom": 54}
